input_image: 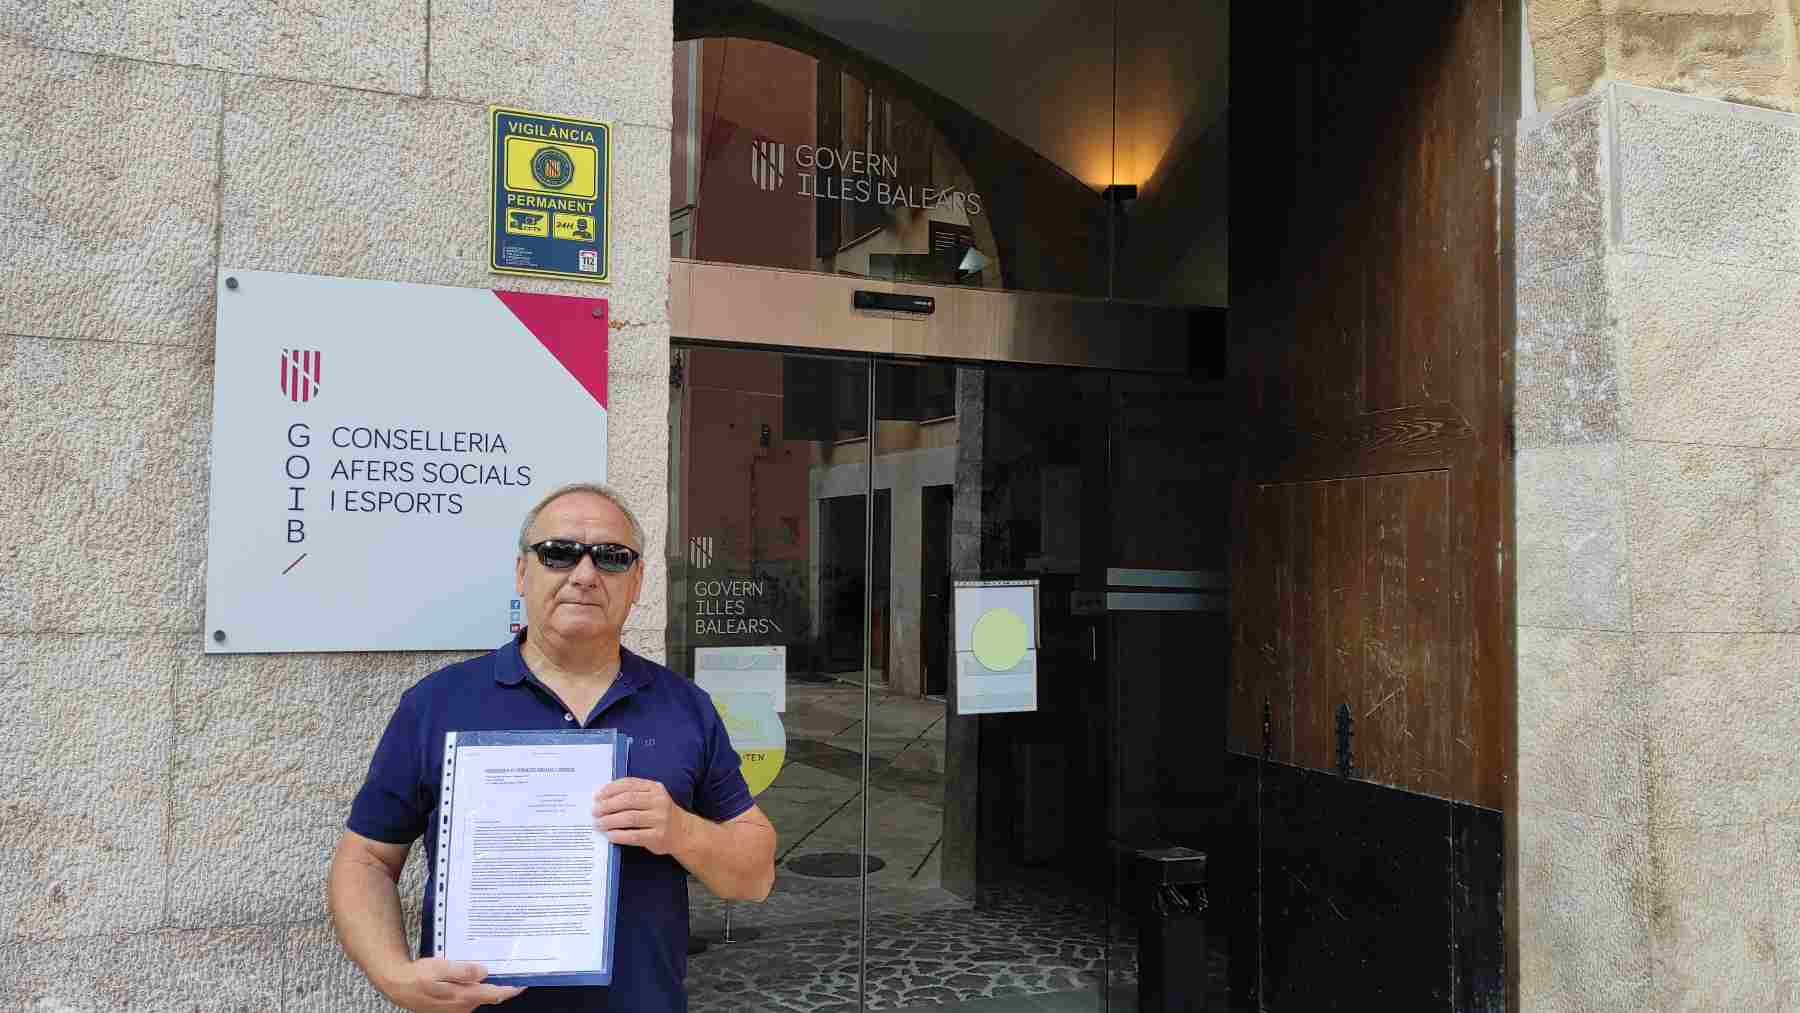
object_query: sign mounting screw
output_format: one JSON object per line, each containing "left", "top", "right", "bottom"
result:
{"left": 225, "top": 277, "right": 239, "bottom": 290}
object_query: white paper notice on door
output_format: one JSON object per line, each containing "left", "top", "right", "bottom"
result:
{"left": 695, "top": 645, "right": 787, "bottom": 712}
{"left": 953, "top": 580, "right": 1039, "bottom": 715}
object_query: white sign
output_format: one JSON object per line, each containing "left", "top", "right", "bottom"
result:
{"left": 953, "top": 580, "right": 1039, "bottom": 715}
{"left": 695, "top": 645, "right": 787, "bottom": 712}
{"left": 203, "top": 270, "right": 609, "bottom": 653}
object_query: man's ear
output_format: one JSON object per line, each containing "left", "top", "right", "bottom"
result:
{"left": 515, "top": 553, "right": 526, "bottom": 596}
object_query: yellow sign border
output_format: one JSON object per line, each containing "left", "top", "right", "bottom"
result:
{"left": 489, "top": 106, "right": 612, "bottom": 284}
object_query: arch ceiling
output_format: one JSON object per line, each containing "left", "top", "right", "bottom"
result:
{"left": 757, "top": 0, "right": 1228, "bottom": 198}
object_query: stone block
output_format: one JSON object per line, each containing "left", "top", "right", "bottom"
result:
{"left": 1615, "top": 253, "right": 1800, "bottom": 449}
{"left": 286, "top": 917, "right": 404, "bottom": 1012}
{"left": 219, "top": 79, "right": 479, "bottom": 287}
{"left": 609, "top": 366, "right": 671, "bottom": 627}
{"left": 0, "top": 42, "right": 219, "bottom": 347}
{"left": 1515, "top": 444, "right": 1630, "bottom": 629}
{"left": 0, "top": 926, "right": 281, "bottom": 1011}
{"left": 1774, "top": 821, "right": 1800, "bottom": 1009}
{"left": 0, "top": 635, "right": 175, "bottom": 942}
{"left": 1516, "top": 258, "right": 1623, "bottom": 448}
{"left": 165, "top": 649, "right": 473, "bottom": 927}
{"left": 1758, "top": 450, "right": 1800, "bottom": 631}
{"left": 1606, "top": 8, "right": 1795, "bottom": 113}
{"left": 430, "top": 0, "right": 673, "bottom": 128}
{"left": 1518, "top": 627, "right": 1643, "bottom": 820}
{"left": 624, "top": 626, "right": 667, "bottom": 666}
{"left": 1614, "top": 85, "right": 1800, "bottom": 270}
{"left": 1648, "top": 823, "right": 1777, "bottom": 1012}
{"left": 0, "top": 338, "right": 211, "bottom": 633}
{"left": 1517, "top": 91, "right": 1609, "bottom": 273}
{"left": 1627, "top": 442, "right": 1761, "bottom": 632}
{"left": 220, "top": 80, "right": 668, "bottom": 330}
{"left": 607, "top": 124, "right": 675, "bottom": 327}
{"left": 1526, "top": 1, "right": 1605, "bottom": 110}
{"left": 1640, "top": 633, "right": 1800, "bottom": 826}
{"left": 1517, "top": 805, "right": 1650, "bottom": 1011}
{"left": 0, "top": 0, "right": 425, "bottom": 94}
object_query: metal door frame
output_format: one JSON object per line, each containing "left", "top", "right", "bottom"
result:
{"left": 672, "top": 258, "right": 1205, "bottom": 374}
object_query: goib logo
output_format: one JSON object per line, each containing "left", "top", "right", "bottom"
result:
{"left": 750, "top": 138, "right": 784, "bottom": 192}
{"left": 531, "top": 146, "right": 576, "bottom": 190}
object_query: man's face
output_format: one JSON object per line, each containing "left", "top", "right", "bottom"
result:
{"left": 515, "top": 492, "right": 644, "bottom": 645}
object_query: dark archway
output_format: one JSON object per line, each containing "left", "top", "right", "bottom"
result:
{"left": 675, "top": 0, "right": 1113, "bottom": 298}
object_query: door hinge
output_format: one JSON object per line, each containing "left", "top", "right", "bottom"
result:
{"left": 1262, "top": 699, "right": 1273, "bottom": 761}
{"left": 1335, "top": 702, "right": 1355, "bottom": 778}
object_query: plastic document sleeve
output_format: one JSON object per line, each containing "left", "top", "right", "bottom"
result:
{"left": 433, "top": 729, "right": 631, "bottom": 987}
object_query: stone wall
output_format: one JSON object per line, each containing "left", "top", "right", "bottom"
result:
{"left": 1516, "top": 83, "right": 1800, "bottom": 1010}
{"left": 1530, "top": 0, "right": 1800, "bottom": 112}
{"left": 0, "top": 3, "right": 673, "bottom": 1009}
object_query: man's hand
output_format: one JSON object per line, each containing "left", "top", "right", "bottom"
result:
{"left": 593, "top": 777, "right": 695, "bottom": 855}
{"left": 377, "top": 957, "right": 524, "bottom": 1012}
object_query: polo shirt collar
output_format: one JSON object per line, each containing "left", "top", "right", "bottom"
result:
{"left": 495, "top": 627, "right": 651, "bottom": 696}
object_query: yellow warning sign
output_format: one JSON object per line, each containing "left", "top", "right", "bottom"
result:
{"left": 553, "top": 212, "right": 598, "bottom": 242}
{"left": 503, "top": 136, "right": 600, "bottom": 200}
{"left": 503, "top": 208, "right": 550, "bottom": 237}
{"left": 490, "top": 107, "right": 609, "bottom": 282}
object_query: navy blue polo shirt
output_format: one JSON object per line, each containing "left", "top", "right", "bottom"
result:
{"left": 347, "top": 631, "right": 753, "bottom": 1013}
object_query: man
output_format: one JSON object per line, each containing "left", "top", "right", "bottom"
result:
{"left": 328, "top": 483, "right": 776, "bottom": 1012}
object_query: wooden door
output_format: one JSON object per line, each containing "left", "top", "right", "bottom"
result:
{"left": 1227, "top": 0, "right": 1517, "bottom": 811}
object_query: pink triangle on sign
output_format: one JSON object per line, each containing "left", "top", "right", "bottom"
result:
{"left": 492, "top": 290, "right": 609, "bottom": 409}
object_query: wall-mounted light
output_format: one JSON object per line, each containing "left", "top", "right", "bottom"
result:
{"left": 1101, "top": 183, "right": 1138, "bottom": 210}
{"left": 1101, "top": 184, "right": 1139, "bottom": 300}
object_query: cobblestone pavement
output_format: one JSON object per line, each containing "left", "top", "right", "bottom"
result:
{"left": 688, "top": 888, "right": 1136, "bottom": 1013}
{"left": 684, "top": 680, "right": 1228, "bottom": 1011}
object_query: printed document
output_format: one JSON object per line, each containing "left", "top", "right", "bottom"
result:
{"left": 438, "top": 732, "right": 624, "bottom": 983}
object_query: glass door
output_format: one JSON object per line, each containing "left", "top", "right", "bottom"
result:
{"left": 672, "top": 345, "right": 1230, "bottom": 1012}
{"left": 670, "top": 346, "right": 872, "bottom": 1013}
{"left": 1099, "top": 375, "right": 1237, "bottom": 1012}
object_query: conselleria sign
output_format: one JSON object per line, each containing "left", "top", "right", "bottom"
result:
{"left": 203, "top": 270, "right": 609, "bottom": 653}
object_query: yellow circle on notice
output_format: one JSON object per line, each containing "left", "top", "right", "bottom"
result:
{"left": 972, "top": 608, "right": 1029, "bottom": 671}
{"left": 738, "top": 747, "right": 787, "bottom": 796}
{"left": 714, "top": 694, "right": 787, "bottom": 797}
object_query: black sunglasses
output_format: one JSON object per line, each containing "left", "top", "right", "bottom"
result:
{"left": 527, "top": 539, "right": 642, "bottom": 573}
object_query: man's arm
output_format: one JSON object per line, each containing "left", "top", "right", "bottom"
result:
{"left": 675, "top": 804, "right": 778, "bottom": 901}
{"left": 594, "top": 780, "right": 777, "bottom": 900}
{"left": 326, "top": 830, "right": 525, "bottom": 1012}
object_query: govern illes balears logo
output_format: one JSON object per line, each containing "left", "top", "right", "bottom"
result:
{"left": 280, "top": 349, "right": 321, "bottom": 403}
{"left": 752, "top": 141, "right": 984, "bottom": 216}
{"left": 750, "top": 138, "right": 785, "bottom": 192}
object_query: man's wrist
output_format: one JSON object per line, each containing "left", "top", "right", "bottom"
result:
{"left": 672, "top": 802, "right": 704, "bottom": 858}
{"left": 368, "top": 955, "right": 413, "bottom": 1001}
